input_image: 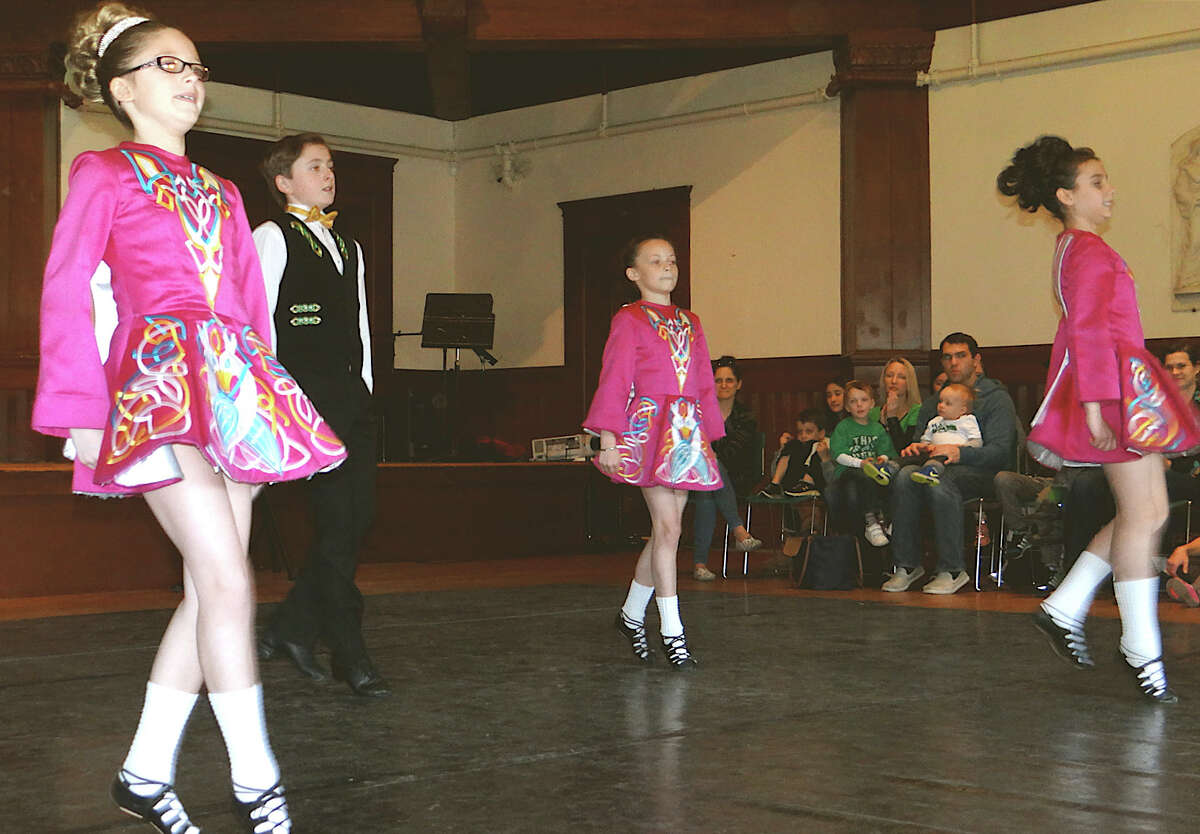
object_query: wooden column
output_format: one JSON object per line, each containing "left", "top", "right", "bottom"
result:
{"left": 0, "top": 48, "right": 62, "bottom": 462}
{"left": 828, "top": 29, "right": 935, "bottom": 380}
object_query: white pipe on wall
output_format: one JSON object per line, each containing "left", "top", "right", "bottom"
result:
{"left": 919, "top": 26, "right": 1200, "bottom": 86}
{"left": 183, "top": 86, "right": 833, "bottom": 162}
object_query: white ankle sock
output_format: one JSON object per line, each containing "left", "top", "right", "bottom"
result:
{"left": 621, "top": 580, "right": 655, "bottom": 624}
{"left": 208, "top": 685, "right": 281, "bottom": 802}
{"left": 1113, "top": 577, "right": 1163, "bottom": 667}
{"left": 1043, "top": 550, "right": 1111, "bottom": 629}
{"left": 122, "top": 682, "right": 198, "bottom": 795}
{"left": 656, "top": 595, "right": 683, "bottom": 637}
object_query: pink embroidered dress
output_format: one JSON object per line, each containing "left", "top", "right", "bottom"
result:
{"left": 583, "top": 300, "right": 724, "bottom": 490}
{"left": 33, "top": 142, "right": 347, "bottom": 496}
{"left": 1027, "top": 229, "right": 1200, "bottom": 468}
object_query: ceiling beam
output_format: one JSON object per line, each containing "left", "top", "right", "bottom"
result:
{"left": 20, "top": 0, "right": 1100, "bottom": 52}
{"left": 466, "top": 0, "right": 923, "bottom": 45}
{"left": 17, "top": 1, "right": 426, "bottom": 50}
{"left": 420, "top": 0, "right": 472, "bottom": 120}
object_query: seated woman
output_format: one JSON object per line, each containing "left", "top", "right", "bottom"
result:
{"left": 692, "top": 356, "right": 762, "bottom": 580}
{"left": 820, "top": 379, "right": 846, "bottom": 435}
{"left": 871, "top": 357, "right": 923, "bottom": 451}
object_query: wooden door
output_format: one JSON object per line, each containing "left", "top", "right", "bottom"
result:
{"left": 560, "top": 186, "right": 691, "bottom": 544}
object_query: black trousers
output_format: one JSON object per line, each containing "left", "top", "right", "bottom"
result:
{"left": 269, "top": 411, "right": 377, "bottom": 665}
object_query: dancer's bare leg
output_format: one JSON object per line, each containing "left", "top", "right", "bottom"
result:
{"left": 143, "top": 445, "right": 257, "bottom": 693}
{"left": 638, "top": 486, "right": 689, "bottom": 597}
{"left": 1105, "top": 454, "right": 1169, "bottom": 581}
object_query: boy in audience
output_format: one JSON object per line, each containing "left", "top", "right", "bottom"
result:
{"left": 760, "top": 409, "right": 831, "bottom": 498}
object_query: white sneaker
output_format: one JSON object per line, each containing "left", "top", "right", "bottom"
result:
{"left": 693, "top": 564, "right": 717, "bottom": 581}
{"left": 864, "top": 515, "right": 889, "bottom": 547}
{"left": 923, "top": 571, "right": 970, "bottom": 594}
{"left": 882, "top": 565, "right": 925, "bottom": 592}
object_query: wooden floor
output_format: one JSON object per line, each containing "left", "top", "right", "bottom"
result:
{"left": 3, "top": 548, "right": 1193, "bottom": 625}
{"left": 7, "top": 547, "right": 1200, "bottom": 832}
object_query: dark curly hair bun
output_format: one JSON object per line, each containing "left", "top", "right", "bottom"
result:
{"left": 997, "top": 135, "right": 1096, "bottom": 221}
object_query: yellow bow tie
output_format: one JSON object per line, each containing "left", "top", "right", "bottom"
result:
{"left": 288, "top": 204, "right": 337, "bottom": 229}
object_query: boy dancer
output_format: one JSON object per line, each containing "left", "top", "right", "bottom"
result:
{"left": 253, "top": 134, "right": 389, "bottom": 697}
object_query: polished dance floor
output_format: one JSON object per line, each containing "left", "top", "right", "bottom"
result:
{"left": 3, "top": 553, "right": 1200, "bottom": 833}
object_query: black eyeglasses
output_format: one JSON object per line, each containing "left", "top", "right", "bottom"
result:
{"left": 118, "top": 55, "right": 210, "bottom": 82}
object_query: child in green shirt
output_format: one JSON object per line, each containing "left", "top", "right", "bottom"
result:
{"left": 828, "top": 380, "right": 898, "bottom": 546}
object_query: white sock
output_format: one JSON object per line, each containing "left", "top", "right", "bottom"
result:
{"left": 656, "top": 594, "right": 683, "bottom": 637}
{"left": 1113, "top": 577, "right": 1163, "bottom": 667}
{"left": 122, "top": 682, "right": 198, "bottom": 795}
{"left": 621, "top": 580, "right": 655, "bottom": 625}
{"left": 208, "top": 685, "right": 281, "bottom": 802}
{"left": 1043, "top": 550, "right": 1111, "bottom": 629}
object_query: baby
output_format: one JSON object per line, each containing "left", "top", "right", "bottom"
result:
{"left": 863, "top": 383, "right": 982, "bottom": 486}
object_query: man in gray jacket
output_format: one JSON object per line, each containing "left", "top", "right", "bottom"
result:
{"left": 883, "top": 332, "right": 1018, "bottom": 594}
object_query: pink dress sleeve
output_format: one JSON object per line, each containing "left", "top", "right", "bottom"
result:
{"left": 690, "top": 315, "right": 726, "bottom": 442}
{"left": 583, "top": 309, "right": 638, "bottom": 436}
{"left": 222, "top": 179, "right": 273, "bottom": 346}
{"left": 1062, "top": 234, "right": 1120, "bottom": 404}
{"left": 32, "top": 153, "right": 118, "bottom": 436}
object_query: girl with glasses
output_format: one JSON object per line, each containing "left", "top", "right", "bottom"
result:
{"left": 35, "top": 3, "right": 346, "bottom": 830}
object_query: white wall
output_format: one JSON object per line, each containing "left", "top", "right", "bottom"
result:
{"left": 929, "top": 0, "right": 1200, "bottom": 346}
{"left": 453, "top": 54, "right": 842, "bottom": 367}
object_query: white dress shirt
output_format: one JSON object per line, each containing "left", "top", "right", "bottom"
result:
{"left": 252, "top": 205, "right": 373, "bottom": 393}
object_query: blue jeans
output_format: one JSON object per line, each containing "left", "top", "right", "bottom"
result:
{"left": 889, "top": 463, "right": 995, "bottom": 574}
{"left": 825, "top": 469, "right": 884, "bottom": 536}
{"left": 692, "top": 460, "right": 743, "bottom": 564}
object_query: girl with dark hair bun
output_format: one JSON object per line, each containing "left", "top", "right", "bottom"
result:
{"left": 1001, "top": 136, "right": 1200, "bottom": 703}
{"left": 585, "top": 236, "right": 724, "bottom": 668}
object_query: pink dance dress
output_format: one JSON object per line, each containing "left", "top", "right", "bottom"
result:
{"left": 33, "top": 142, "right": 347, "bottom": 496}
{"left": 1027, "top": 229, "right": 1200, "bottom": 468}
{"left": 583, "top": 300, "right": 724, "bottom": 490}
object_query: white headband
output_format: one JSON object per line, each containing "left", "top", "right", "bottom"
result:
{"left": 98, "top": 17, "right": 150, "bottom": 58}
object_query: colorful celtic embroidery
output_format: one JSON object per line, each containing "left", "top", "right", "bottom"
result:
{"left": 616, "top": 397, "right": 659, "bottom": 483}
{"left": 331, "top": 229, "right": 350, "bottom": 264}
{"left": 289, "top": 220, "right": 324, "bottom": 257}
{"left": 641, "top": 305, "right": 694, "bottom": 393}
{"left": 108, "top": 316, "right": 194, "bottom": 465}
{"left": 1125, "top": 354, "right": 1186, "bottom": 453}
{"left": 654, "top": 398, "right": 719, "bottom": 487}
{"left": 121, "top": 151, "right": 230, "bottom": 307}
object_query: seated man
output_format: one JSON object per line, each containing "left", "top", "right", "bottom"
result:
{"left": 883, "top": 332, "right": 1018, "bottom": 594}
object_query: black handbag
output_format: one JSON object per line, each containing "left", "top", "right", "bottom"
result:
{"left": 792, "top": 535, "right": 862, "bottom": 590}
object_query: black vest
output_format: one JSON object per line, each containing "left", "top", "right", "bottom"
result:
{"left": 272, "top": 216, "right": 369, "bottom": 431}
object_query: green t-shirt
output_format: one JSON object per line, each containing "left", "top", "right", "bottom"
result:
{"left": 830, "top": 418, "right": 898, "bottom": 478}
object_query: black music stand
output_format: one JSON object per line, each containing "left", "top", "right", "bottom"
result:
{"left": 420, "top": 293, "right": 496, "bottom": 458}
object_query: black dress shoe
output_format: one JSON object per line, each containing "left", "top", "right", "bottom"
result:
{"left": 332, "top": 657, "right": 391, "bottom": 697}
{"left": 614, "top": 612, "right": 654, "bottom": 664}
{"left": 232, "top": 780, "right": 290, "bottom": 834}
{"left": 258, "top": 632, "right": 329, "bottom": 682}
{"left": 111, "top": 769, "right": 200, "bottom": 834}
{"left": 1032, "top": 608, "right": 1094, "bottom": 670}
{"left": 661, "top": 633, "right": 698, "bottom": 669}
{"left": 1123, "top": 655, "right": 1180, "bottom": 704}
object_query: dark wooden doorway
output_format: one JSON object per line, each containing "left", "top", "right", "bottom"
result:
{"left": 559, "top": 186, "right": 691, "bottom": 544}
